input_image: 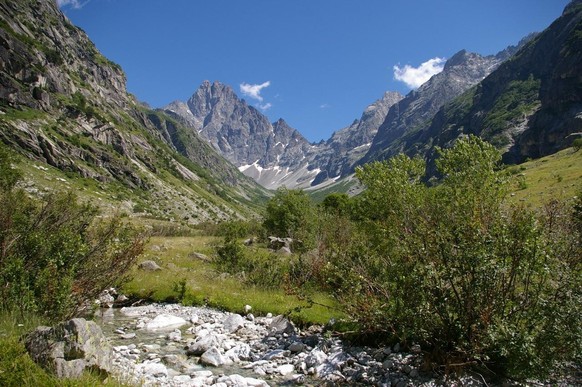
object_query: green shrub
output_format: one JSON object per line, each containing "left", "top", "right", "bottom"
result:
{"left": 324, "top": 136, "right": 581, "bottom": 379}
{"left": 263, "top": 188, "right": 318, "bottom": 252}
{"left": 573, "top": 137, "right": 582, "bottom": 151}
{"left": 0, "top": 146, "right": 146, "bottom": 320}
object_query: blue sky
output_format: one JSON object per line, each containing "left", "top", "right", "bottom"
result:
{"left": 58, "top": 0, "right": 568, "bottom": 142}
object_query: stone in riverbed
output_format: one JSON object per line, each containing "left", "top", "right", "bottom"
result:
{"left": 144, "top": 314, "right": 187, "bottom": 331}
{"left": 277, "top": 364, "right": 295, "bottom": 375}
{"left": 223, "top": 313, "right": 245, "bottom": 333}
{"left": 186, "top": 334, "right": 222, "bottom": 356}
{"left": 225, "top": 343, "right": 251, "bottom": 362}
{"left": 268, "top": 315, "right": 295, "bottom": 336}
{"left": 288, "top": 341, "right": 305, "bottom": 353}
{"left": 200, "top": 346, "right": 230, "bottom": 367}
{"left": 135, "top": 361, "right": 168, "bottom": 377}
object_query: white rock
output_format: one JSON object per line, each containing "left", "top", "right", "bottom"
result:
{"left": 200, "top": 346, "right": 230, "bottom": 367}
{"left": 223, "top": 313, "right": 245, "bottom": 333}
{"left": 136, "top": 362, "right": 168, "bottom": 377}
{"left": 305, "top": 348, "right": 328, "bottom": 368}
{"left": 173, "top": 374, "right": 192, "bottom": 383}
{"left": 225, "top": 343, "right": 251, "bottom": 362}
{"left": 144, "top": 314, "right": 188, "bottom": 331}
{"left": 167, "top": 329, "right": 182, "bottom": 342}
{"left": 277, "top": 364, "right": 295, "bottom": 375}
{"left": 245, "top": 377, "right": 270, "bottom": 387}
{"left": 228, "top": 374, "right": 248, "bottom": 386}
{"left": 191, "top": 370, "right": 214, "bottom": 378}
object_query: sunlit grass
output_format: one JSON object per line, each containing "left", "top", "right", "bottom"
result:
{"left": 122, "top": 236, "right": 344, "bottom": 326}
{"left": 507, "top": 147, "right": 582, "bottom": 206}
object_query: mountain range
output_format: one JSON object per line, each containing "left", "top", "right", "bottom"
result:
{"left": 0, "top": 0, "right": 580, "bottom": 204}
{"left": 165, "top": 1, "right": 581, "bottom": 190}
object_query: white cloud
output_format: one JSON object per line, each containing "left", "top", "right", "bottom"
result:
{"left": 257, "top": 102, "right": 272, "bottom": 111}
{"left": 320, "top": 103, "right": 331, "bottom": 109}
{"left": 56, "top": 0, "right": 88, "bottom": 9}
{"left": 240, "top": 81, "right": 271, "bottom": 102}
{"left": 393, "top": 57, "right": 446, "bottom": 89}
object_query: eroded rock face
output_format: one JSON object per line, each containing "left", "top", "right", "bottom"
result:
{"left": 24, "top": 318, "right": 112, "bottom": 379}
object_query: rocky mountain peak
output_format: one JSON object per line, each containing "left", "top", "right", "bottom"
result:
{"left": 564, "top": 0, "right": 582, "bottom": 15}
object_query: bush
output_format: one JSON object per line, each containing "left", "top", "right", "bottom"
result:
{"left": 324, "top": 136, "right": 581, "bottom": 379}
{"left": 214, "top": 238, "right": 292, "bottom": 288}
{"left": 573, "top": 137, "right": 582, "bottom": 151}
{"left": 263, "top": 188, "right": 318, "bottom": 252}
{"left": 0, "top": 146, "right": 146, "bottom": 320}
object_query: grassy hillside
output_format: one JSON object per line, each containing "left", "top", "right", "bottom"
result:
{"left": 508, "top": 147, "right": 582, "bottom": 206}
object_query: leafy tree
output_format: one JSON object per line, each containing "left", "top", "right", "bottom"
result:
{"left": 263, "top": 188, "right": 317, "bottom": 251}
{"left": 321, "top": 192, "right": 351, "bottom": 216}
{"left": 0, "top": 144, "right": 146, "bottom": 320}
{"left": 324, "top": 136, "right": 581, "bottom": 379}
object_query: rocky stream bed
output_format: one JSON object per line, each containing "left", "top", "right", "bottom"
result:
{"left": 24, "top": 301, "right": 580, "bottom": 386}
{"left": 90, "top": 303, "right": 489, "bottom": 387}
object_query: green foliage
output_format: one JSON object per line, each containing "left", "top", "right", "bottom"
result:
{"left": 214, "top": 219, "right": 263, "bottom": 239}
{"left": 0, "top": 146, "right": 22, "bottom": 192}
{"left": 573, "top": 137, "right": 582, "bottom": 151}
{"left": 0, "top": 149, "right": 146, "bottom": 320}
{"left": 321, "top": 192, "right": 351, "bottom": 216}
{"left": 263, "top": 188, "right": 317, "bottom": 252}
{"left": 483, "top": 75, "right": 541, "bottom": 137}
{"left": 215, "top": 238, "right": 288, "bottom": 288}
{"left": 324, "top": 136, "right": 581, "bottom": 379}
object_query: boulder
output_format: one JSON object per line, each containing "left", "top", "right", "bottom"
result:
{"left": 223, "top": 313, "right": 245, "bottom": 333}
{"left": 135, "top": 362, "right": 168, "bottom": 377}
{"left": 186, "top": 334, "right": 222, "bottom": 356}
{"left": 200, "top": 346, "right": 229, "bottom": 367}
{"left": 267, "top": 236, "right": 293, "bottom": 250}
{"left": 24, "top": 318, "right": 112, "bottom": 378}
{"left": 138, "top": 260, "right": 162, "bottom": 271}
{"left": 268, "top": 315, "right": 296, "bottom": 336}
{"left": 144, "top": 314, "right": 187, "bottom": 331}
{"left": 189, "top": 252, "right": 210, "bottom": 261}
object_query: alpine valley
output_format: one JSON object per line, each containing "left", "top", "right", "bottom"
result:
{"left": 1, "top": 1, "right": 581, "bottom": 386}
{"left": 163, "top": 2, "right": 582, "bottom": 192}
{"left": 1, "top": 0, "right": 581, "bottom": 199}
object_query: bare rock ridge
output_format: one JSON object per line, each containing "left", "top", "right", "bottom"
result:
{"left": 165, "top": 83, "right": 403, "bottom": 189}
{"left": 388, "top": 1, "right": 582, "bottom": 169}
{"left": 167, "top": 34, "right": 535, "bottom": 189}
{"left": 360, "top": 36, "right": 535, "bottom": 166}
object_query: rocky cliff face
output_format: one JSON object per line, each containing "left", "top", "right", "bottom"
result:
{"left": 360, "top": 39, "right": 533, "bottom": 166}
{"left": 165, "top": 81, "right": 318, "bottom": 189}
{"left": 168, "top": 83, "right": 402, "bottom": 189}
{"left": 309, "top": 91, "right": 403, "bottom": 185}
{"left": 0, "top": 0, "right": 267, "bottom": 221}
{"left": 413, "top": 1, "right": 582, "bottom": 166}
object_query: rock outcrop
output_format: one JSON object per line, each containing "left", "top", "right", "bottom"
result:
{"left": 167, "top": 82, "right": 402, "bottom": 189}
{"left": 25, "top": 318, "right": 112, "bottom": 379}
